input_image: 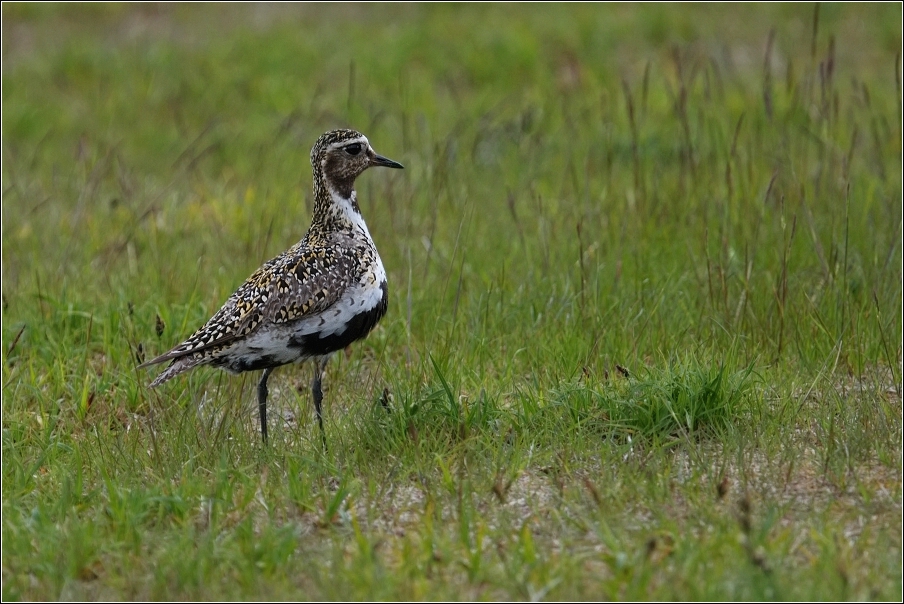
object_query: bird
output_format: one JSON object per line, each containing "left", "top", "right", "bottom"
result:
{"left": 139, "top": 128, "right": 403, "bottom": 444}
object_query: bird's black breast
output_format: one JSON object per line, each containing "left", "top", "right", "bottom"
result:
{"left": 288, "top": 281, "right": 388, "bottom": 356}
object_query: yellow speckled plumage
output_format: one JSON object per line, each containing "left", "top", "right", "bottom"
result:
{"left": 139, "top": 129, "right": 404, "bottom": 443}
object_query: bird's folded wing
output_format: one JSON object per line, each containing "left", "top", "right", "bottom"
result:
{"left": 138, "top": 248, "right": 356, "bottom": 367}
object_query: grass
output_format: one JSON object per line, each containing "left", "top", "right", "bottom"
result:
{"left": 2, "top": 3, "right": 901, "bottom": 600}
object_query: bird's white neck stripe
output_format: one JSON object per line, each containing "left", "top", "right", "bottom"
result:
{"left": 329, "top": 188, "right": 372, "bottom": 236}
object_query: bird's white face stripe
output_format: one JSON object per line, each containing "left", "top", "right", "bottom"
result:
{"left": 326, "top": 136, "right": 369, "bottom": 153}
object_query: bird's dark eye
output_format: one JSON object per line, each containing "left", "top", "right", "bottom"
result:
{"left": 345, "top": 143, "right": 362, "bottom": 156}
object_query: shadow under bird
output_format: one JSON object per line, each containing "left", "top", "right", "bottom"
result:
{"left": 139, "top": 129, "right": 403, "bottom": 444}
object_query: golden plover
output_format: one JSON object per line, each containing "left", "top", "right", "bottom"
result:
{"left": 139, "top": 129, "right": 403, "bottom": 444}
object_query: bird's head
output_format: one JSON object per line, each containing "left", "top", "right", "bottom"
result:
{"left": 310, "top": 129, "right": 403, "bottom": 199}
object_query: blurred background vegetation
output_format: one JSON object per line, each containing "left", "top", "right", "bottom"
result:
{"left": 2, "top": 3, "right": 901, "bottom": 600}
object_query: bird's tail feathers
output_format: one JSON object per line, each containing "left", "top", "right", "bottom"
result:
{"left": 147, "top": 355, "right": 206, "bottom": 388}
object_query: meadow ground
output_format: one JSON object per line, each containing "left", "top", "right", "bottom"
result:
{"left": 1, "top": 3, "right": 901, "bottom": 600}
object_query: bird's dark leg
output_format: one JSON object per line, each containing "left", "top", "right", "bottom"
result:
{"left": 258, "top": 367, "right": 275, "bottom": 444}
{"left": 312, "top": 357, "right": 329, "bottom": 449}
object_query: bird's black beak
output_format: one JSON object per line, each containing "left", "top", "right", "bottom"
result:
{"left": 370, "top": 153, "right": 404, "bottom": 169}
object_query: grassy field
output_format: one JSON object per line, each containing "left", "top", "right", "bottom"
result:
{"left": 2, "top": 3, "right": 901, "bottom": 600}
